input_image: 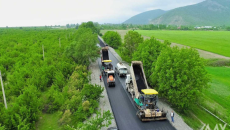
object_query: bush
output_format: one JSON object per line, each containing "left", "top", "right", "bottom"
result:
{"left": 59, "top": 109, "right": 72, "bottom": 125}
{"left": 102, "top": 31, "right": 122, "bottom": 49}
{"left": 205, "top": 59, "right": 230, "bottom": 67}
{"left": 82, "top": 101, "right": 90, "bottom": 111}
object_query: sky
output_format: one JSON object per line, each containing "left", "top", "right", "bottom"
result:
{"left": 0, "top": 0, "right": 205, "bottom": 27}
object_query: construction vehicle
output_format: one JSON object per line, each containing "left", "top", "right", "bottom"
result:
{"left": 125, "top": 61, "right": 167, "bottom": 121}
{"left": 101, "top": 46, "right": 113, "bottom": 74}
{"left": 107, "top": 70, "right": 115, "bottom": 87}
{"left": 115, "top": 62, "right": 128, "bottom": 77}
{"left": 101, "top": 46, "right": 115, "bottom": 87}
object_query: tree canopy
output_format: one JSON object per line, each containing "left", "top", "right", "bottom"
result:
{"left": 132, "top": 37, "right": 170, "bottom": 81}
{"left": 65, "top": 28, "right": 100, "bottom": 66}
{"left": 151, "top": 47, "right": 210, "bottom": 109}
{"left": 120, "top": 31, "right": 143, "bottom": 62}
{"left": 102, "top": 31, "right": 122, "bottom": 49}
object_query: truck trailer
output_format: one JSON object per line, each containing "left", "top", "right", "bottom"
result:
{"left": 126, "top": 61, "right": 167, "bottom": 121}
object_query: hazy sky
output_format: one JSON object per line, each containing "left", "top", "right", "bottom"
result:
{"left": 0, "top": 0, "right": 205, "bottom": 27}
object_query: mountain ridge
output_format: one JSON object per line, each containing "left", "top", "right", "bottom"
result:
{"left": 123, "top": 9, "right": 166, "bottom": 24}
{"left": 123, "top": 0, "right": 230, "bottom": 26}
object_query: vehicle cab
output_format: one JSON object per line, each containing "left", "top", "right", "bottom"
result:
{"left": 115, "top": 62, "right": 128, "bottom": 77}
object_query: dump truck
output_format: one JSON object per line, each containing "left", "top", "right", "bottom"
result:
{"left": 115, "top": 62, "right": 128, "bottom": 77}
{"left": 125, "top": 61, "right": 167, "bottom": 121}
{"left": 101, "top": 46, "right": 115, "bottom": 87}
{"left": 101, "top": 46, "right": 113, "bottom": 73}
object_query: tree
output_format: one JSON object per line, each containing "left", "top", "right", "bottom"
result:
{"left": 151, "top": 47, "right": 210, "bottom": 109}
{"left": 132, "top": 37, "right": 170, "bottom": 81}
{"left": 120, "top": 31, "right": 143, "bottom": 62}
{"left": 64, "top": 28, "right": 100, "bottom": 65}
{"left": 79, "top": 21, "right": 100, "bottom": 34}
{"left": 226, "top": 27, "right": 230, "bottom": 31}
{"left": 102, "top": 31, "right": 122, "bottom": 49}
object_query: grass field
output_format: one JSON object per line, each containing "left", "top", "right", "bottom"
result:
{"left": 203, "top": 67, "right": 230, "bottom": 117}
{"left": 36, "top": 112, "right": 62, "bottom": 130}
{"left": 136, "top": 30, "right": 230, "bottom": 57}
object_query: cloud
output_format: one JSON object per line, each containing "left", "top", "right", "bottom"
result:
{"left": 0, "top": 0, "right": 205, "bottom": 26}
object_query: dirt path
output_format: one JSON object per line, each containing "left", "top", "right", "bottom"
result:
{"left": 101, "top": 30, "right": 230, "bottom": 59}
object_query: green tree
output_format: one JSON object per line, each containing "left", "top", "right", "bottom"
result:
{"left": 102, "top": 31, "right": 122, "bottom": 49}
{"left": 65, "top": 28, "right": 100, "bottom": 65}
{"left": 132, "top": 37, "right": 170, "bottom": 81}
{"left": 226, "top": 27, "right": 230, "bottom": 31}
{"left": 151, "top": 47, "right": 210, "bottom": 109}
{"left": 79, "top": 21, "right": 100, "bottom": 34}
{"left": 120, "top": 31, "right": 143, "bottom": 62}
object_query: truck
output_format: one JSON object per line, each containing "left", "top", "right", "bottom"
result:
{"left": 115, "top": 62, "right": 128, "bottom": 77}
{"left": 101, "top": 46, "right": 113, "bottom": 73}
{"left": 126, "top": 61, "right": 167, "bottom": 121}
{"left": 101, "top": 46, "right": 115, "bottom": 87}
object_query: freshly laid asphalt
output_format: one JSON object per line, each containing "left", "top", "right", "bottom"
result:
{"left": 99, "top": 39, "right": 175, "bottom": 130}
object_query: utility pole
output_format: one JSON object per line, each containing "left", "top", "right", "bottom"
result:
{"left": 42, "top": 45, "right": 45, "bottom": 60}
{"left": 0, "top": 71, "right": 7, "bottom": 109}
{"left": 59, "top": 38, "right": 61, "bottom": 47}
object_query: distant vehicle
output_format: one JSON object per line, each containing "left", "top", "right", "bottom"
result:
{"left": 126, "top": 61, "right": 167, "bottom": 121}
{"left": 115, "top": 62, "right": 128, "bottom": 77}
{"left": 107, "top": 70, "right": 115, "bottom": 87}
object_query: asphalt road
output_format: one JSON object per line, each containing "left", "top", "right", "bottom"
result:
{"left": 99, "top": 39, "right": 175, "bottom": 130}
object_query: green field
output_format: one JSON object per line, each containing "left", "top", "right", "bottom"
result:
{"left": 136, "top": 30, "right": 230, "bottom": 57}
{"left": 184, "top": 66, "right": 230, "bottom": 130}
{"left": 203, "top": 67, "right": 230, "bottom": 116}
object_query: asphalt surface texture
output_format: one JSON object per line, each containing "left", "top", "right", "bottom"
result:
{"left": 99, "top": 39, "right": 175, "bottom": 130}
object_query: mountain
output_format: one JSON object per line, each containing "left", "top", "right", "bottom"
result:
{"left": 150, "top": 0, "right": 230, "bottom": 26}
{"left": 123, "top": 9, "right": 166, "bottom": 24}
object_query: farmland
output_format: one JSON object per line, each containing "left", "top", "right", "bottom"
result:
{"left": 0, "top": 27, "right": 106, "bottom": 129}
{"left": 136, "top": 30, "right": 230, "bottom": 57}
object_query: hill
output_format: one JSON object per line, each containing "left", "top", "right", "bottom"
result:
{"left": 150, "top": 0, "right": 230, "bottom": 26}
{"left": 123, "top": 9, "right": 166, "bottom": 24}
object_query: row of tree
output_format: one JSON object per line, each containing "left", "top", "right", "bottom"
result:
{"left": 0, "top": 22, "right": 112, "bottom": 129}
{"left": 103, "top": 30, "right": 210, "bottom": 110}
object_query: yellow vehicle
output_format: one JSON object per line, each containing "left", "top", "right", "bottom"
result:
{"left": 126, "top": 61, "right": 167, "bottom": 121}
{"left": 136, "top": 89, "right": 167, "bottom": 121}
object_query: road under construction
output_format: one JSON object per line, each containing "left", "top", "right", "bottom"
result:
{"left": 98, "top": 38, "right": 175, "bottom": 130}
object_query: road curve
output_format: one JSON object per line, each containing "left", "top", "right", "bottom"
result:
{"left": 98, "top": 38, "right": 176, "bottom": 130}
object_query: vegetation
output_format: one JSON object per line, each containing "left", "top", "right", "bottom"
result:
{"left": 119, "top": 31, "right": 143, "bottom": 62}
{"left": 136, "top": 30, "right": 230, "bottom": 57}
{"left": 0, "top": 26, "right": 112, "bottom": 129}
{"left": 202, "top": 67, "right": 230, "bottom": 119}
{"left": 152, "top": 47, "right": 210, "bottom": 109}
{"left": 79, "top": 21, "right": 101, "bottom": 35}
{"left": 132, "top": 37, "right": 170, "bottom": 80}
{"left": 102, "top": 31, "right": 122, "bottom": 49}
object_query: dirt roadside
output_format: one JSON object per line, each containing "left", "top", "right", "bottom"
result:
{"left": 88, "top": 60, "right": 117, "bottom": 130}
